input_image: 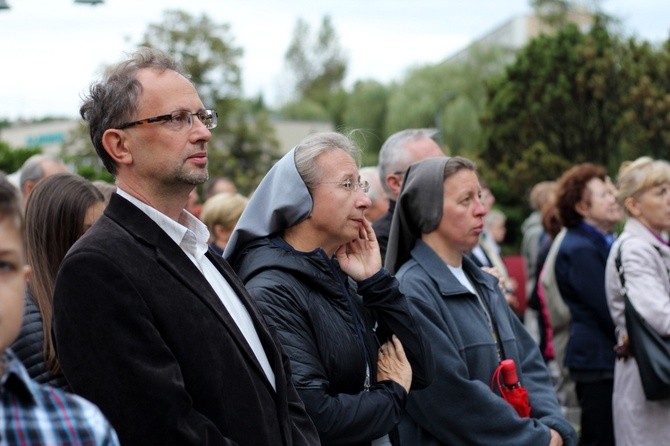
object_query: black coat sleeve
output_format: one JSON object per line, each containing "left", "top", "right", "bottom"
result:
{"left": 53, "top": 250, "right": 240, "bottom": 446}
{"left": 246, "top": 277, "right": 406, "bottom": 445}
{"left": 356, "top": 269, "right": 435, "bottom": 390}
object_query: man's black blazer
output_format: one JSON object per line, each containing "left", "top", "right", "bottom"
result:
{"left": 53, "top": 193, "right": 319, "bottom": 446}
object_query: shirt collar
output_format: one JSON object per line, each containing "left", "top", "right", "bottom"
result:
{"left": 116, "top": 188, "right": 210, "bottom": 259}
{"left": 578, "top": 220, "right": 615, "bottom": 249}
{"left": 2, "top": 350, "right": 38, "bottom": 404}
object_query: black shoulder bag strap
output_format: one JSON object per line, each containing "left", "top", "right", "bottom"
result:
{"left": 615, "top": 236, "right": 670, "bottom": 401}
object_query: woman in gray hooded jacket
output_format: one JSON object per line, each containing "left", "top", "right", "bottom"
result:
{"left": 385, "top": 156, "right": 576, "bottom": 446}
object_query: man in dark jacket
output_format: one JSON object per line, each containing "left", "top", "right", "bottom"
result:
{"left": 374, "top": 129, "right": 445, "bottom": 261}
{"left": 52, "top": 48, "right": 319, "bottom": 446}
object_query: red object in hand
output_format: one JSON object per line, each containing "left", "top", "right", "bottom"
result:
{"left": 501, "top": 359, "right": 519, "bottom": 387}
{"left": 491, "top": 359, "right": 532, "bottom": 417}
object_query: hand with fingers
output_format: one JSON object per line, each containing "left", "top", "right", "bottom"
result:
{"left": 377, "top": 335, "right": 412, "bottom": 393}
{"left": 336, "top": 218, "right": 382, "bottom": 281}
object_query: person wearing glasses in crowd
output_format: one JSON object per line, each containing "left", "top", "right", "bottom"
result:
{"left": 51, "top": 48, "right": 319, "bottom": 446}
{"left": 374, "top": 129, "right": 445, "bottom": 260}
{"left": 225, "top": 132, "right": 434, "bottom": 446}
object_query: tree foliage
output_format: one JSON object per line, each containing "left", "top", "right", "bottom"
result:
{"left": 342, "top": 80, "right": 389, "bottom": 160}
{"left": 385, "top": 44, "right": 511, "bottom": 157}
{"left": 0, "top": 140, "right": 40, "bottom": 174}
{"left": 480, "top": 16, "right": 670, "bottom": 197}
{"left": 281, "top": 16, "right": 348, "bottom": 126}
{"left": 531, "top": 0, "right": 573, "bottom": 27}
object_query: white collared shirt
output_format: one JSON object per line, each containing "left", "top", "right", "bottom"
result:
{"left": 116, "top": 189, "right": 276, "bottom": 390}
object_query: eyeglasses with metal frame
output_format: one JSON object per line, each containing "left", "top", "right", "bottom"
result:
{"left": 117, "top": 109, "right": 218, "bottom": 131}
{"left": 321, "top": 178, "right": 371, "bottom": 193}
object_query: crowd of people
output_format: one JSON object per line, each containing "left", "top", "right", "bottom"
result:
{"left": 0, "top": 47, "right": 668, "bottom": 446}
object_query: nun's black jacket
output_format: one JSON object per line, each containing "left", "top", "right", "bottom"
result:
{"left": 233, "top": 236, "right": 434, "bottom": 446}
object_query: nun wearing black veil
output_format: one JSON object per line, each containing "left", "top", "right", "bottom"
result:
{"left": 386, "top": 156, "right": 576, "bottom": 446}
{"left": 224, "top": 132, "right": 433, "bottom": 446}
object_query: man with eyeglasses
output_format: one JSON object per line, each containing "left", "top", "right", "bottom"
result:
{"left": 374, "top": 129, "right": 446, "bottom": 262}
{"left": 51, "top": 48, "right": 319, "bottom": 446}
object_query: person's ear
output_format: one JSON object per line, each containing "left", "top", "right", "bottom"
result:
{"left": 23, "top": 265, "right": 31, "bottom": 283}
{"left": 214, "top": 224, "right": 234, "bottom": 245}
{"left": 102, "top": 129, "right": 133, "bottom": 166}
{"left": 213, "top": 224, "right": 226, "bottom": 240}
{"left": 624, "top": 196, "right": 641, "bottom": 218}
{"left": 22, "top": 181, "right": 37, "bottom": 200}
{"left": 575, "top": 199, "right": 589, "bottom": 218}
{"left": 386, "top": 173, "right": 403, "bottom": 198}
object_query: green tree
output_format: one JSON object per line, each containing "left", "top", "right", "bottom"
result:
{"left": 0, "top": 140, "right": 40, "bottom": 174}
{"left": 482, "top": 17, "right": 670, "bottom": 181}
{"left": 385, "top": 44, "right": 510, "bottom": 156}
{"left": 342, "top": 80, "right": 389, "bottom": 161}
{"left": 281, "top": 16, "right": 348, "bottom": 126}
{"left": 614, "top": 38, "right": 670, "bottom": 164}
{"left": 207, "top": 95, "right": 279, "bottom": 193}
{"left": 531, "top": 0, "right": 573, "bottom": 27}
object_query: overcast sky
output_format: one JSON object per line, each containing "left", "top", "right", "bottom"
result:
{"left": 1, "top": 0, "right": 667, "bottom": 120}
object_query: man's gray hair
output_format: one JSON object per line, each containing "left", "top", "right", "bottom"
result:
{"left": 377, "top": 128, "right": 438, "bottom": 196}
{"left": 19, "top": 154, "right": 64, "bottom": 191}
{"left": 359, "top": 166, "right": 382, "bottom": 202}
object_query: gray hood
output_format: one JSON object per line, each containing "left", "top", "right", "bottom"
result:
{"left": 385, "top": 157, "right": 450, "bottom": 274}
{"left": 224, "top": 147, "right": 313, "bottom": 264}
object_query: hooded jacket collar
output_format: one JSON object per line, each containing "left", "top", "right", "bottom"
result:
{"left": 409, "top": 240, "right": 498, "bottom": 297}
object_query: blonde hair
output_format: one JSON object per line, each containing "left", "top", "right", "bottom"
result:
{"left": 616, "top": 157, "right": 670, "bottom": 217}
{"left": 484, "top": 208, "right": 506, "bottom": 229}
{"left": 529, "top": 181, "right": 557, "bottom": 210}
{"left": 200, "top": 192, "right": 249, "bottom": 233}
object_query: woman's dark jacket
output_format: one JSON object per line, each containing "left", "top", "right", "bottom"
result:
{"left": 11, "top": 290, "right": 69, "bottom": 390}
{"left": 555, "top": 223, "right": 616, "bottom": 374}
{"left": 233, "top": 236, "right": 434, "bottom": 446}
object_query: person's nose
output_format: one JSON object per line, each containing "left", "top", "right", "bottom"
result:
{"left": 474, "top": 198, "right": 487, "bottom": 216}
{"left": 190, "top": 118, "right": 212, "bottom": 143}
{"left": 356, "top": 188, "right": 372, "bottom": 209}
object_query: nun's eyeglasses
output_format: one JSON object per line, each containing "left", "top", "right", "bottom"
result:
{"left": 321, "top": 179, "right": 370, "bottom": 193}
